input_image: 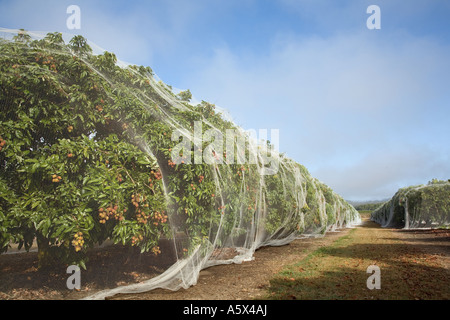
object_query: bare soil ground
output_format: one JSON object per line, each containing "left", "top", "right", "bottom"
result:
{"left": 110, "top": 216, "right": 450, "bottom": 300}
{"left": 109, "top": 229, "right": 354, "bottom": 300}
{"left": 0, "top": 240, "right": 177, "bottom": 300}
{"left": 0, "top": 215, "right": 448, "bottom": 300}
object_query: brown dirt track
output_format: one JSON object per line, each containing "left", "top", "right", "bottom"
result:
{"left": 0, "top": 215, "right": 449, "bottom": 300}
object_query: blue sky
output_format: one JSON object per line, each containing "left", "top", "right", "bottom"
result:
{"left": 1, "top": 0, "right": 449, "bottom": 201}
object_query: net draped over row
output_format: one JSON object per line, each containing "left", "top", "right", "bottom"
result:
{"left": 371, "top": 180, "right": 450, "bottom": 229}
{"left": 0, "top": 29, "right": 361, "bottom": 300}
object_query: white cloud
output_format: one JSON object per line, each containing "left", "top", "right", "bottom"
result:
{"left": 184, "top": 31, "right": 450, "bottom": 200}
{"left": 2, "top": 0, "right": 449, "bottom": 201}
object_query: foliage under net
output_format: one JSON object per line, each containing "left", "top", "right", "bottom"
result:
{"left": 371, "top": 179, "right": 450, "bottom": 229}
{"left": 0, "top": 29, "right": 361, "bottom": 299}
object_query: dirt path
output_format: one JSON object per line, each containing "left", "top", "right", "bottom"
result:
{"left": 110, "top": 215, "right": 450, "bottom": 300}
{"left": 0, "top": 222, "right": 354, "bottom": 300}
{"left": 266, "top": 216, "right": 450, "bottom": 300}
{"left": 1, "top": 215, "right": 448, "bottom": 300}
{"left": 107, "top": 228, "right": 354, "bottom": 300}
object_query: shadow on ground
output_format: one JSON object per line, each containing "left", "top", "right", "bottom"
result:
{"left": 0, "top": 243, "right": 177, "bottom": 299}
{"left": 267, "top": 219, "right": 450, "bottom": 300}
{"left": 269, "top": 262, "right": 449, "bottom": 300}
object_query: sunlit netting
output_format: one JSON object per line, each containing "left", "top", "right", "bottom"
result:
{"left": 371, "top": 180, "right": 450, "bottom": 229}
{"left": 0, "top": 29, "right": 361, "bottom": 300}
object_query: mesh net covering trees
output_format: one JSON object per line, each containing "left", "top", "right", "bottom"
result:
{"left": 0, "top": 29, "right": 361, "bottom": 299}
{"left": 371, "top": 179, "right": 450, "bottom": 229}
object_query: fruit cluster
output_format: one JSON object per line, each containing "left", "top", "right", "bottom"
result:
{"left": 99, "top": 204, "right": 124, "bottom": 224}
{"left": 198, "top": 175, "right": 204, "bottom": 183}
{"left": 151, "top": 246, "right": 161, "bottom": 255}
{"left": 168, "top": 159, "right": 176, "bottom": 168}
{"left": 36, "top": 54, "right": 57, "bottom": 72}
{"left": 132, "top": 194, "right": 151, "bottom": 224}
{"left": 150, "top": 169, "right": 162, "bottom": 180}
{"left": 152, "top": 211, "right": 168, "bottom": 226}
{"left": 237, "top": 166, "right": 246, "bottom": 177}
{"left": 95, "top": 99, "right": 104, "bottom": 110}
{"left": 218, "top": 205, "right": 225, "bottom": 215}
{"left": 131, "top": 234, "right": 143, "bottom": 246}
{"left": 131, "top": 193, "right": 146, "bottom": 207}
{"left": 0, "top": 136, "right": 6, "bottom": 151}
{"left": 136, "top": 209, "right": 149, "bottom": 224}
{"left": 52, "top": 174, "right": 62, "bottom": 183}
{"left": 72, "top": 232, "right": 84, "bottom": 252}
{"left": 149, "top": 170, "right": 162, "bottom": 188}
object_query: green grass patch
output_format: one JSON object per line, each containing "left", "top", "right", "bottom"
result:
{"left": 264, "top": 229, "right": 362, "bottom": 300}
{"left": 263, "top": 223, "right": 449, "bottom": 300}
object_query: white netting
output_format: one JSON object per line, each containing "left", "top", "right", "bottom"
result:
{"left": 371, "top": 180, "right": 450, "bottom": 229}
{"left": 0, "top": 29, "right": 361, "bottom": 300}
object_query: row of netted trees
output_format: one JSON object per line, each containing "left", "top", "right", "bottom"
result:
{"left": 0, "top": 30, "right": 360, "bottom": 296}
{"left": 371, "top": 179, "right": 450, "bottom": 229}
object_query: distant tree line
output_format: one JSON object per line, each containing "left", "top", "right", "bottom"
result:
{"left": 353, "top": 202, "right": 385, "bottom": 212}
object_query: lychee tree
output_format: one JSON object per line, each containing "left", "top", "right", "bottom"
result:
{"left": 0, "top": 30, "right": 360, "bottom": 271}
{"left": 0, "top": 32, "right": 173, "bottom": 268}
{"left": 371, "top": 180, "right": 450, "bottom": 228}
